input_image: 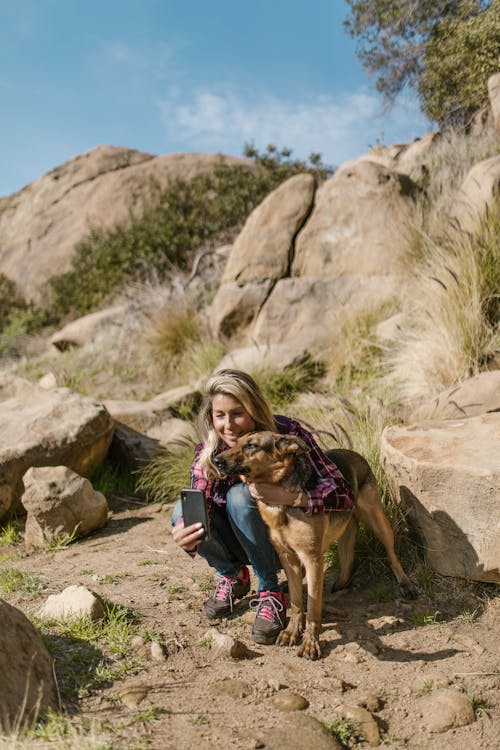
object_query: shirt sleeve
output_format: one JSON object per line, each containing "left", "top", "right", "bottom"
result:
{"left": 277, "top": 416, "right": 355, "bottom": 515}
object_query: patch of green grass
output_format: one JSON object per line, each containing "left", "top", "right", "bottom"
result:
{"left": 417, "top": 681, "right": 434, "bottom": 695}
{"left": 467, "top": 693, "right": 492, "bottom": 718}
{"left": 0, "top": 568, "right": 44, "bottom": 597}
{"left": 46, "top": 525, "right": 81, "bottom": 551}
{"left": 0, "top": 520, "right": 23, "bottom": 546}
{"left": 90, "top": 460, "right": 139, "bottom": 500}
{"left": 135, "top": 440, "right": 195, "bottom": 504}
{"left": 324, "top": 717, "right": 363, "bottom": 745}
{"left": 410, "top": 611, "right": 441, "bottom": 626}
{"left": 34, "top": 602, "right": 144, "bottom": 703}
{"left": 255, "top": 357, "right": 325, "bottom": 409}
{"left": 457, "top": 607, "right": 479, "bottom": 624}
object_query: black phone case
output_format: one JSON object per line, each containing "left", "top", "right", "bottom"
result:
{"left": 180, "top": 488, "right": 210, "bottom": 540}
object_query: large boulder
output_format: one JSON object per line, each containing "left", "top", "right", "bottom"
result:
{"left": 0, "top": 599, "right": 59, "bottom": 729}
{"left": 449, "top": 155, "right": 500, "bottom": 233}
{"left": 417, "top": 371, "right": 500, "bottom": 420}
{"left": 252, "top": 275, "right": 400, "bottom": 348}
{"left": 50, "top": 304, "right": 127, "bottom": 351}
{"left": 292, "top": 160, "right": 419, "bottom": 279}
{"left": 211, "top": 173, "right": 315, "bottom": 339}
{"left": 22, "top": 465, "right": 109, "bottom": 551}
{"left": 221, "top": 173, "right": 315, "bottom": 284}
{"left": 381, "top": 413, "right": 500, "bottom": 582}
{"left": 0, "top": 375, "right": 114, "bottom": 521}
{"left": 0, "top": 146, "right": 252, "bottom": 306}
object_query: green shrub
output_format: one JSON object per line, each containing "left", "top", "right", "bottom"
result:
{"left": 254, "top": 358, "right": 325, "bottom": 410}
{"left": 135, "top": 441, "right": 196, "bottom": 504}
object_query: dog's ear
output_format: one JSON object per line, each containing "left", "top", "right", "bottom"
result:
{"left": 275, "top": 435, "right": 310, "bottom": 455}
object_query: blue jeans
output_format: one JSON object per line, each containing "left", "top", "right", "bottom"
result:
{"left": 171, "top": 483, "right": 281, "bottom": 592}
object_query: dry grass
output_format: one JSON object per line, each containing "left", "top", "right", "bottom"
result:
{"left": 388, "top": 205, "right": 500, "bottom": 407}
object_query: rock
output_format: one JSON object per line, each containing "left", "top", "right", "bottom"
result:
{"left": 50, "top": 304, "right": 127, "bottom": 350}
{"left": 150, "top": 641, "right": 167, "bottom": 661}
{"left": 39, "top": 585, "right": 105, "bottom": 621}
{"left": 381, "top": 413, "right": 500, "bottom": 582}
{"left": 0, "top": 375, "right": 114, "bottom": 521}
{"left": 417, "top": 371, "right": 500, "bottom": 420}
{"left": 119, "top": 683, "right": 150, "bottom": 709}
{"left": 272, "top": 690, "right": 309, "bottom": 711}
{"left": 292, "top": 160, "right": 418, "bottom": 279}
{"left": 255, "top": 713, "right": 342, "bottom": 750}
{"left": 0, "top": 146, "right": 253, "bottom": 306}
{"left": 420, "top": 688, "right": 475, "bottom": 733}
{"left": 253, "top": 275, "right": 397, "bottom": 348}
{"left": 336, "top": 703, "right": 381, "bottom": 745}
{"left": 38, "top": 372, "right": 58, "bottom": 390}
{"left": 209, "top": 280, "right": 274, "bottom": 340}
{"left": 215, "top": 343, "right": 310, "bottom": 374}
{"left": 104, "top": 384, "right": 201, "bottom": 433}
{"left": 222, "top": 173, "right": 315, "bottom": 284}
{"left": 203, "top": 628, "right": 248, "bottom": 659}
{"left": 22, "top": 465, "right": 108, "bottom": 551}
{"left": 449, "top": 155, "right": 500, "bottom": 234}
{"left": 109, "top": 418, "right": 197, "bottom": 470}
{"left": 0, "top": 599, "right": 59, "bottom": 729}
{"left": 211, "top": 678, "right": 252, "bottom": 698}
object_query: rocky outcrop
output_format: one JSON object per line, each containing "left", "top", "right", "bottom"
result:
{"left": 381, "top": 413, "right": 500, "bottom": 582}
{"left": 449, "top": 154, "right": 500, "bottom": 233}
{"left": 292, "top": 160, "right": 418, "bottom": 278}
{"left": 22, "top": 465, "right": 109, "bottom": 551}
{"left": 0, "top": 599, "right": 59, "bottom": 729}
{"left": 0, "top": 375, "right": 114, "bottom": 521}
{"left": 210, "top": 173, "right": 315, "bottom": 338}
{"left": 50, "top": 304, "right": 127, "bottom": 351}
{"left": 0, "top": 146, "right": 252, "bottom": 306}
{"left": 417, "top": 371, "right": 500, "bottom": 420}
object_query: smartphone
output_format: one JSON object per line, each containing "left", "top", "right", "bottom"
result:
{"left": 180, "top": 488, "right": 210, "bottom": 540}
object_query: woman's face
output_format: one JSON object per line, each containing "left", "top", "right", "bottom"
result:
{"left": 211, "top": 393, "right": 256, "bottom": 447}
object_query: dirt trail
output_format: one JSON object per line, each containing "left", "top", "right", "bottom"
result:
{"left": 2, "top": 499, "right": 499, "bottom": 749}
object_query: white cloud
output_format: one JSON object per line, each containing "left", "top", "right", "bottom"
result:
{"left": 158, "top": 86, "right": 431, "bottom": 167}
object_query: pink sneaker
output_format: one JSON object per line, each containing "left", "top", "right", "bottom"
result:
{"left": 203, "top": 565, "right": 250, "bottom": 618}
{"left": 250, "top": 591, "right": 287, "bottom": 644}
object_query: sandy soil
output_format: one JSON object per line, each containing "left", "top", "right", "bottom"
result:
{"left": 2, "top": 497, "right": 499, "bottom": 750}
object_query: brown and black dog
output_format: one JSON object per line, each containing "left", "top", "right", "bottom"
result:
{"left": 214, "top": 431, "right": 417, "bottom": 660}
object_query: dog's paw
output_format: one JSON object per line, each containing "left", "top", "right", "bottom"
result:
{"left": 399, "top": 578, "right": 418, "bottom": 599}
{"left": 277, "top": 627, "right": 302, "bottom": 647}
{"left": 297, "top": 635, "right": 322, "bottom": 660}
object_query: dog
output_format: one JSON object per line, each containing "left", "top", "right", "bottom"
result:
{"left": 213, "top": 431, "right": 417, "bottom": 660}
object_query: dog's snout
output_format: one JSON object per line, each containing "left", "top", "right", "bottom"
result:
{"left": 213, "top": 455, "right": 225, "bottom": 468}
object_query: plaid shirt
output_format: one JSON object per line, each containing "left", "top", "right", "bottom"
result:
{"left": 190, "top": 415, "right": 354, "bottom": 515}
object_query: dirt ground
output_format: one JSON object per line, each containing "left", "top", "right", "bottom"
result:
{"left": 2, "top": 497, "right": 499, "bottom": 750}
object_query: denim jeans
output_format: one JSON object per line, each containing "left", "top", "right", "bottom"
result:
{"left": 171, "top": 483, "right": 281, "bottom": 592}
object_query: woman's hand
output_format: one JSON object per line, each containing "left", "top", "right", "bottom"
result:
{"left": 248, "top": 482, "right": 302, "bottom": 506}
{"left": 171, "top": 518, "right": 205, "bottom": 551}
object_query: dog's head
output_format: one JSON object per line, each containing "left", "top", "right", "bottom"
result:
{"left": 213, "top": 431, "right": 310, "bottom": 484}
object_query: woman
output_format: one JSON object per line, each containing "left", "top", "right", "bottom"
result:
{"left": 171, "top": 369, "right": 354, "bottom": 645}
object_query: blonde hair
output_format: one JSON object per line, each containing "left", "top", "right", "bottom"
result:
{"left": 198, "top": 369, "right": 276, "bottom": 480}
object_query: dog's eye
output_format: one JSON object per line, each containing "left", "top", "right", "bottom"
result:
{"left": 244, "top": 443, "right": 258, "bottom": 454}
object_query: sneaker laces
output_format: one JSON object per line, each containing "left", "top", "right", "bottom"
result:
{"left": 213, "top": 576, "right": 238, "bottom": 611}
{"left": 250, "top": 592, "right": 285, "bottom": 626}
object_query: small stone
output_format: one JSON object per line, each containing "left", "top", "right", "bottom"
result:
{"left": 150, "top": 641, "right": 167, "bottom": 661}
{"left": 39, "top": 585, "right": 105, "bottom": 622}
{"left": 130, "top": 635, "right": 145, "bottom": 651}
{"left": 421, "top": 688, "right": 475, "bottom": 733}
{"left": 272, "top": 690, "right": 309, "bottom": 711}
{"left": 212, "top": 678, "right": 252, "bottom": 699}
{"left": 336, "top": 703, "right": 380, "bottom": 746}
{"left": 357, "top": 691, "right": 383, "bottom": 711}
{"left": 119, "top": 684, "right": 149, "bottom": 709}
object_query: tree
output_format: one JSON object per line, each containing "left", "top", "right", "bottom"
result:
{"left": 344, "top": 1, "right": 496, "bottom": 127}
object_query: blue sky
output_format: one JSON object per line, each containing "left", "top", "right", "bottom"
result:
{"left": 0, "top": 0, "right": 432, "bottom": 198}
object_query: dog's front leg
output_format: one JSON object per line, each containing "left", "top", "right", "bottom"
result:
{"left": 276, "top": 551, "right": 304, "bottom": 647}
{"left": 297, "top": 554, "right": 324, "bottom": 660}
